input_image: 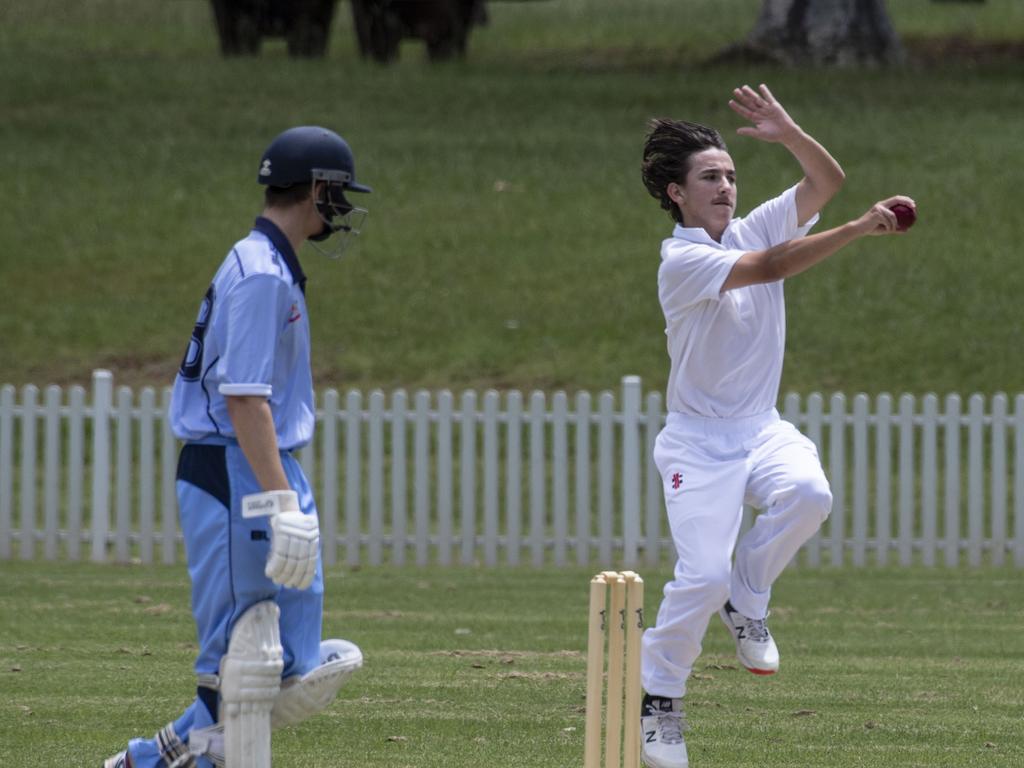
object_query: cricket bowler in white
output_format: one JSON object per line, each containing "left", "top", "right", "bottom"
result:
{"left": 637, "top": 85, "right": 915, "bottom": 768}
{"left": 105, "top": 127, "right": 370, "bottom": 768}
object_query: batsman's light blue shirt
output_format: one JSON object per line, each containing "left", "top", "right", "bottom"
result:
{"left": 170, "top": 217, "right": 315, "bottom": 450}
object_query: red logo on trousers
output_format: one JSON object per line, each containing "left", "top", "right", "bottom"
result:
{"left": 671, "top": 472, "right": 683, "bottom": 490}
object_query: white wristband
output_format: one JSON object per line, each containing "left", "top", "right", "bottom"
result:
{"left": 242, "top": 490, "right": 299, "bottom": 519}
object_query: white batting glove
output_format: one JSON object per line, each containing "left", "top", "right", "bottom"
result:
{"left": 242, "top": 490, "right": 320, "bottom": 590}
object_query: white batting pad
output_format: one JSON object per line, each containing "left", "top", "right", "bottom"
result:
{"left": 220, "top": 601, "right": 283, "bottom": 768}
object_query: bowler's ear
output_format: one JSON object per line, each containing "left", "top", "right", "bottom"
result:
{"left": 667, "top": 182, "right": 685, "bottom": 205}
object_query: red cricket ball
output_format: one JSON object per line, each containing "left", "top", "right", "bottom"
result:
{"left": 890, "top": 203, "right": 916, "bottom": 232}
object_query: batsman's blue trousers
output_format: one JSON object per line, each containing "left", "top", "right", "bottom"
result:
{"left": 127, "top": 441, "right": 323, "bottom": 768}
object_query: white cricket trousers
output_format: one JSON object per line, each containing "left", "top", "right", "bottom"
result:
{"left": 641, "top": 409, "right": 832, "bottom": 699}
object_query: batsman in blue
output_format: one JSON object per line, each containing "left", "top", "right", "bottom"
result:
{"left": 105, "top": 126, "right": 371, "bottom": 768}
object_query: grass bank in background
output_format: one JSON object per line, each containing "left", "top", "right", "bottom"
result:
{"left": 2, "top": 1, "right": 1023, "bottom": 396}
{"left": 1, "top": 561, "right": 1022, "bottom": 767}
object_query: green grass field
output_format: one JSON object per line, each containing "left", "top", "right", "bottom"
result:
{"left": 1, "top": 561, "right": 1022, "bottom": 767}
{"left": 2, "top": 1, "right": 1024, "bottom": 397}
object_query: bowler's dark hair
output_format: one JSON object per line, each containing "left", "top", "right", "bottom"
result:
{"left": 642, "top": 119, "right": 727, "bottom": 224}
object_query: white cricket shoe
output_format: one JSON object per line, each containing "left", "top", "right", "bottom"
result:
{"left": 719, "top": 599, "right": 779, "bottom": 675}
{"left": 640, "top": 696, "right": 688, "bottom": 768}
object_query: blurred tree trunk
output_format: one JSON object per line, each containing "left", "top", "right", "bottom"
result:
{"left": 727, "top": 0, "right": 905, "bottom": 66}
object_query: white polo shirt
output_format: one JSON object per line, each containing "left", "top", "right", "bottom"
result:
{"left": 658, "top": 185, "right": 818, "bottom": 419}
{"left": 169, "top": 217, "right": 315, "bottom": 450}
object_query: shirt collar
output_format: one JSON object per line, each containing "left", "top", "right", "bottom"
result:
{"left": 670, "top": 222, "right": 730, "bottom": 248}
{"left": 253, "top": 216, "right": 307, "bottom": 292}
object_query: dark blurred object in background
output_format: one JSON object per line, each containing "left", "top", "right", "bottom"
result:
{"left": 211, "top": 0, "right": 338, "bottom": 57}
{"left": 210, "top": 0, "right": 491, "bottom": 61}
{"left": 351, "top": 0, "right": 487, "bottom": 63}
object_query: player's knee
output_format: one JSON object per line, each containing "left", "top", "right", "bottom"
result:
{"left": 794, "top": 474, "right": 832, "bottom": 525}
{"left": 671, "top": 564, "right": 731, "bottom": 606}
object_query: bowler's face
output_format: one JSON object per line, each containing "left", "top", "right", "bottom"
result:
{"left": 676, "top": 149, "right": 736, "bottom": 241}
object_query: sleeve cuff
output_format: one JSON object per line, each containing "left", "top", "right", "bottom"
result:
{"left": 712, "top": 249, "right": 747, "bottom": 298}
{"left": 788, "top": 184, "right": 820, "bottom": 236}
{"left": 219, "top": 382, "right": 273, "bottom": 397}
{"left": 795, "top": 210, "right": 820, "bottom": 236}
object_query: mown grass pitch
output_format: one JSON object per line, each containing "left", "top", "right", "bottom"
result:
{"left": 1, "top": 561, "right": 1022, "bottom": 767}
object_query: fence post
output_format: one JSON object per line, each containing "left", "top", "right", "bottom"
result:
{"left": 90, "top": 370, "right": 113, "bottom": 562}
{"left": 437, "top": 390, "right": 454, "bottom": 566}
{"left": 1014, "top": 395, "right": 1024, "bottom": 568}
{"left": 19, "top": 384, "right": 38, "bottom": 561}
{"left": 921, "top": 394, "right": 939, "bottom": 567}
{"left": 321, "top": 389, "right": 339, "bottom": 568}
{"left": 967, "top": 394, "right": 984, "bottom": 567}
{"left": 506, "top": 391, "right": 523, "bottom": 566}
{"left": 0, "top": 386, "right": 12, "bottom": 560}
{"left": 138, "top": 388, "right": 156, "bottom": 565}
{"left": 160, "top": 387, "right": 177, "bottom": 565}
{"left": 345, "top": 389, "right": 363, "bottom": 567}
{"left": 551, "top": 391, "right": 569, "bottom": 567}
{"left": 461, "top": 391, "right": 478, "bottom": 566}
{"left": 897, "top": 394, "right": 915, "bottom": 566}
{"left": 414, "top": 390, "right": 431, "bottom": 566}
{"left": 598, "top": 392, "right": 615, "bottom": 565}
{"left": 574, "top": 391, "right": 591, "bottom": 567}
{"left": 68, "top": 386, "right": 86, "bottom": 561}
{"left": 44, "top": 385, "right": 62, "bottom": 561}
{"left": 991, "top": 394, "right": 1008, "bottom": 567}
{"left": 528, "top": 391, "right": 545, "bottom": 567}
{"left": 390, "top": 390, "right": 408, "bottom": 566}
{"left": 944, "top": 394, "right": 962, "bottom": 566}
{"left": 621, "top": 376, "right": 642, "bottom": 568}
{"left": 114, "top": 386, "right": 133, "bottom": 563}
{"left": 828, "top": 394, "right": 847, "bottom": 567}
{"left": 482, "top": 391, "right": 499, "bottom": 567}
{"left": 367, "top": 390, "right": 385, "bottom": 566}
{"left": 852, "top": 394, "right": 869, "bottom": 568}
{"left": 875, "top": 393, "right": 893, "bottom": 566}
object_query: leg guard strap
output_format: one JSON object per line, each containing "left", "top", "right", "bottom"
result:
{"left": 156, "top": 724, "right": 194, "bottom": 768}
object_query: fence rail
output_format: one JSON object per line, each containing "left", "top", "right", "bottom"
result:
{"left": 1, "top": 370, "right": 1022, "bottom": 569}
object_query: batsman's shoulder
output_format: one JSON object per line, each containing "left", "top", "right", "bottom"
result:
{"left": 226, "top": 237, "right": 292, "bottom": 283}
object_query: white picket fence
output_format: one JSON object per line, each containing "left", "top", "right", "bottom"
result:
{"left": 1, "top": 370, "right": 1022, "bottom": 569}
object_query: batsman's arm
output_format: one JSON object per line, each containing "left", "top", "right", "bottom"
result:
{"left": 226, "top": 395, "right": 290, "bottom": 492}
{"left": 721, "top": 195, "right": 915, "bottom": 293}
{"left": 228, "top": 395, "right": 318, "bottom": 589}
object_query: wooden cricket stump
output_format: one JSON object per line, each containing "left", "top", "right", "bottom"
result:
{"left": 584, "top": 571, "right": 644, "bottom": 768}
